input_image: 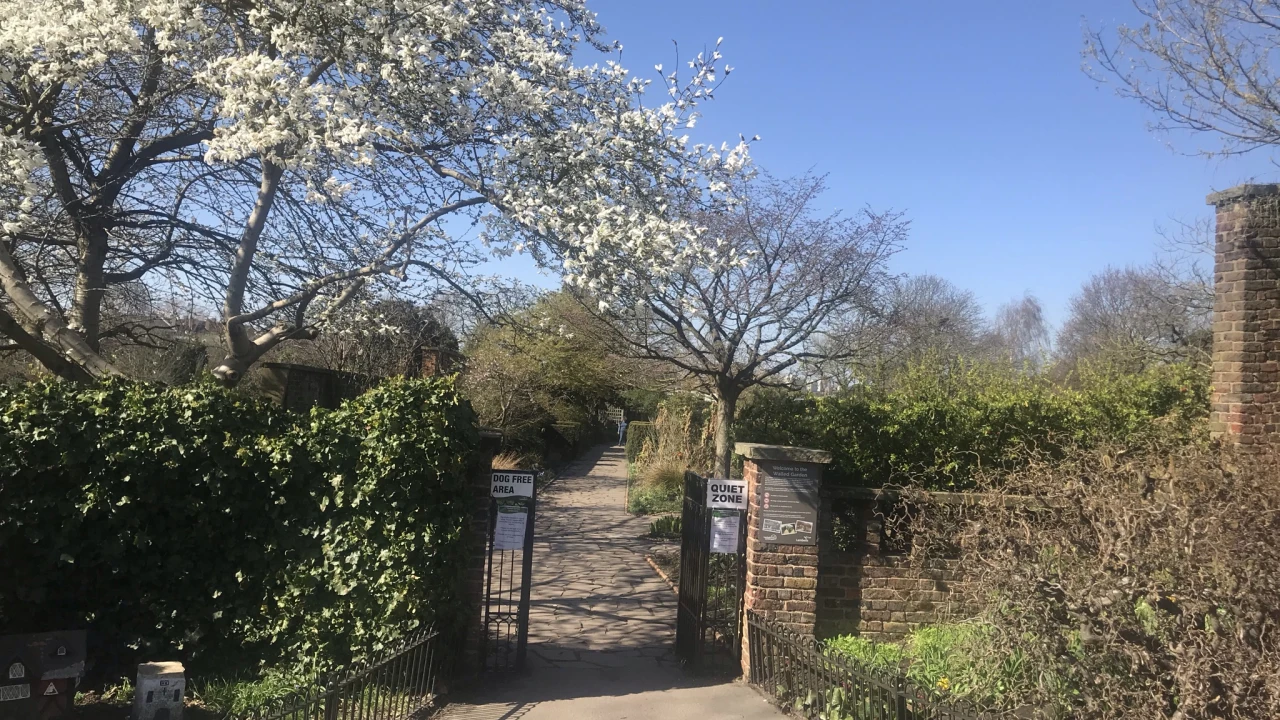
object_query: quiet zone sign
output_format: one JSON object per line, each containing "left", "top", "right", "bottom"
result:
{"left": 707, "top": 479, "right": 747, "bottom": 510}
{"left": 491, "top": 470, "right": 536, "bottom": 498}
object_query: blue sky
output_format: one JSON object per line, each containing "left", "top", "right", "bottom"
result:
{"left": 490, "top": 1, "right": 1276, "bottom": 328}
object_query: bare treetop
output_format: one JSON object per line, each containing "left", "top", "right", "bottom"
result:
{"left": 582, "top": 173, "right": 905, "bottom": 473}
{"left": 1087, "top": 0, "right": 1280, "bottom": 158}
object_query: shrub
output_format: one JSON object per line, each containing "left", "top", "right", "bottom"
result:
{"left": 624, "top": 421, "right": 656, "bottom": 464}
{"left": 0, "top": 376, "right": 478, "bottom": 677}
{"left": 735, "top": 359, "right": 1209, "bottom": 490}
{"left": 899, "top": 444, "right": 1280, "bottom": 718}
{"left": 828, "top": 623, "right": 1038, "bottom": 708}
{"left": 627, "top": 461, "right": 684, "bottom": 515}
{"left": 641, "top": 461, "right": 685, "bottom": 496}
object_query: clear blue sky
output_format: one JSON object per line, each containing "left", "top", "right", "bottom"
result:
{"left": 490, "top": 1, "right": 1277, "bottom": 329}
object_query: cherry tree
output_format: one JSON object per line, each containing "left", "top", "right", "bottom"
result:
{"left": 0, "top": 0, "right": 748, "bottom": 384}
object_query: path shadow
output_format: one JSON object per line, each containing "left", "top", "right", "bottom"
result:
{"left": 443, "top": 644, "right": 737, "bottom": 708}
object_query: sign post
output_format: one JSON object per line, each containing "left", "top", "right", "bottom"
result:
{"left": 706, "top": 478, "right": 748, "bottom": 554}
{"left": 483, "top": 469, "right": 537, "bottom": 672}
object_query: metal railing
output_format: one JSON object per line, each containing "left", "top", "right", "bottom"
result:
{"left": 745, "top": 612, "right": 988, "bottom": 720}
{"left": 229, "top": 627, "right": 444, "bottom": 720}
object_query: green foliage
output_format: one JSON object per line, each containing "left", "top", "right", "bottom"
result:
{"left": 461, "top": 292, "right": 633, "bottom": 458}
{"left": 190, "top": 669, "right": 307, "bottom": 716}
{"left": 0, "top": 376, "right": 478, "bottom": 676}
{"left": 825, "top": 634, "right": 904, "bottom": 674}
{"left": 736, "top": 359, "right": 1209, "bottom": 489}
{"left": 627, "top": 461, "right": 684, "bottom": 515}
{"left": 828, "top": 623, "right": 1040, "bottom": 709}
{"left": 624, "top": 421, "right": 655, "bottom": 464}
{"left": 647, "top": 514, "right": 682, "bottom": 539}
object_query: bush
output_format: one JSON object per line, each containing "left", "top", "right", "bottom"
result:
{"left": 627, "top": 461, "right": 684, "bottom": 515}
{"left": 624, "top": 421, "right": 656, "bottom": 464}
{"left": 0, "top": 376, "right": 479, "bottom": 677}
{"left": 898, "top": 444, "right": 1280, "bottom": 718}
{"left": 828, "top": 623, "right": 1037, "bottom": 708}
{"left": 736, "top": 359, "right": 1209, "bottom": 490}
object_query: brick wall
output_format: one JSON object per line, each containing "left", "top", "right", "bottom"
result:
{"left": 1207, "top": 184, "right": 1280, "bottom": 450}
{"left": 815, "top": 492, "right": 964, "bottom": 641}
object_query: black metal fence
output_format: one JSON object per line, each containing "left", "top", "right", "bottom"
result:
{"left": 745, "top": 612, "right": 989, "bottom": 720}
{"left": 482, "top": 470, "right": 537, "bottom": 672}
{"left": 675, "top": 471, "right": 746, "bottom": 673}
{"left": 229, "top": 627, "right": 444, "bottom": 720}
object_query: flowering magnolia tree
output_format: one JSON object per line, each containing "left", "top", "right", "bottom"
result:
{"left": 0, "top": 0, "right": 749, "bottom": 384}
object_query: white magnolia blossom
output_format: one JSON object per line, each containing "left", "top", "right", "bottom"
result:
{"left": 0, "top": 0, "right": 751, "bottom": 382}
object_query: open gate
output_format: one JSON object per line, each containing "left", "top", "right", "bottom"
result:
{"left": 675, "top": 471, "right": 747, "bottom": 673}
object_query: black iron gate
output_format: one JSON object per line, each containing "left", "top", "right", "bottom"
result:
{"left": 675, "top": 471, "right": 747, "bottom": 673}
{"left": 482, "top": 470, "right": 537, "bottom": 673}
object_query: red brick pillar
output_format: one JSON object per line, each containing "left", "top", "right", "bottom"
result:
{"left": 735, "top": 443, "right": 832, "bottom": 678}
{"left": 1207, "top": 184, "right": 1280, "bottom": 451}
{"left": 460, "top": 429, "right": 501, "bottom": 678}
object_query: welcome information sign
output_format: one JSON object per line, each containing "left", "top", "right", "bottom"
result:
{"left": 756, "top": 461, "right": 820, "bottom": 545}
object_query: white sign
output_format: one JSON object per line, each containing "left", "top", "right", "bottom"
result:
{"left": 491, "top": 470, "right": 535, "bottom": 498}
{"left": 710, "top": 510, "right": 742, "bottom": 554}
{"left": 493, "top": 505, "right": 529, "bottom": 550}
{"left": 707, "top": 479, "right": 748, "bottom": 510}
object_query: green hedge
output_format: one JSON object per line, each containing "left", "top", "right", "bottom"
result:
{"left": 0, "top": 376, "right": 478, "bottom": 675}
{"left": 735, "top": 360, "right": 1209, "bottom": 490}
{"left": 624, "top": 421, "right": 656, "bottom": 464}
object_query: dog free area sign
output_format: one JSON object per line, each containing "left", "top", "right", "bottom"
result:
{"left": 491, "top": 470, "right": 536, "bottom": 498}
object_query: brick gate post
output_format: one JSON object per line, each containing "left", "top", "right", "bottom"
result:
{"left": 1207, "top": 185, "right": 1280, "bottom": 451}
{"left": 460, "top": 429, "right": 502, "bottom": 678}
{"left": 735, "top": 443, "right": 832, "bottom": 679}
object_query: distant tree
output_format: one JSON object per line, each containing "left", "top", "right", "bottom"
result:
{"left": 990, "top": 294, "right": 1051, "bottom": 368}
{"left": 275, "top": 298, "right": 458, "bottom": 378}
{"left": 1087, "top": 0, "right": 1280, "bottom": 158}
{"left": 462, "top": 292, "right": 648, "bottom": 452}
{"left": 580, "top": 173, "right": 905, "bottom": 476}
{"left": 1056, "top": 266, "right": 1210, "bottom": 367}
{"left": 879, "top": 274, "right": 988, "bottom": 369}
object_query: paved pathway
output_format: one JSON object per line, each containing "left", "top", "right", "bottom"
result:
{"left": 440, "top": 445, "right": 781, "bottom": 720}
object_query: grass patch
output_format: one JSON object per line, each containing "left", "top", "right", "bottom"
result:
{"left": 190, "top": 670, "right": 310, "bottom": 716}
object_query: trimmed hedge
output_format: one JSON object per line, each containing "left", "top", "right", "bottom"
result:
{"left": 735, "top": 360, "right": 1209, "bottom": 490}
{"left": 0, "top": 376, "right": 478, "bottom": 676}
{"left": 624, "top": 421, "right": 656, "bottom": 464}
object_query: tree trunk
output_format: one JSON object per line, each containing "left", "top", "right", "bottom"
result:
{"left": 713, "top": 384, "right": 739, "bottom": 478}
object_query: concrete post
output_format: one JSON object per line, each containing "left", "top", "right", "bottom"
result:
{"left": 1206, "top": 184, "right": 1280, "bottom": 450}
{"left": 735, "top": 443, "right": 832, "bottom": 679}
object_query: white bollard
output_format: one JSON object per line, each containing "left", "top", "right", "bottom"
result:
{"left": 132, "top": 662, "right": 185, "bottom": 720}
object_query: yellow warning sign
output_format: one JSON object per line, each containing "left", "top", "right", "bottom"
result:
{"left": 43, "top": 683, "right": 58, "bottom": 696}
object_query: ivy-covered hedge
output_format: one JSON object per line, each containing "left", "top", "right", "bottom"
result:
{"left": 735, "top": 360, "right": 1209, "bottom": 489}
{"left": 0, "top": 376, "right": 478, "bottom": 676}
